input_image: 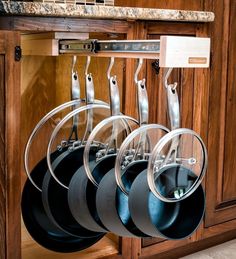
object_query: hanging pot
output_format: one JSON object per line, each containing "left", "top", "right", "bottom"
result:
{"left": 68, "top": 114, "right": 138, "bottom": 233}
{"left": 42, "top": 58, "right": 112, "bottom": 237}
{"left": 67, "top": 58, "right": 134, "bottom": 233}
{"left": 128, "top": 128, "right": 207, "bottom": 239}
{"left": 127, "top": 68, "right": 207, "bottom": 239}
{"left": 43, "top": 102, "right": 110, "bottom": 237}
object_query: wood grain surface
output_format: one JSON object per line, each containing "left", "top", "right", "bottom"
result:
{"left": 205, "top": 0, "right": 236, "bottom": 227}
{"left": 22, "top": 220, "right": 119, "bottom": 259}
{"left": 0, "top": 31, "right": 21, "bottom": 259}
{"left": 0, "top": 52, "right": 6, "bottom": 259}
{"left": 222, "top": 0, "right": 236, "bottom": 201}
{"left": 0, "top": 17, "right": 130, "bottom": 33}
{"left": 115, "top": 0, "right": 204, "bottom": 10}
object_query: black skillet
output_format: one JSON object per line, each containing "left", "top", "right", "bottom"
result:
{"left": 128, "top": 159, "right": 205, "bottom": 239}
{"left": 42, "top": 70, "right": 110, "bottom": 237}
{"left": 42, "top": 144, "right": 105, "bottom": 237}
{"left": 95, "top": 77, "right": 151, "bottom": 237}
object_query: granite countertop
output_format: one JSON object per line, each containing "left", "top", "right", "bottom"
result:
{"left": 0, "top": 1, "right": 214, "bottom": 22}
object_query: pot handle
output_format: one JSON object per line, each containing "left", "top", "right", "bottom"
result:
{"left": 131, "top": 80, "right": 149, "bottom": 161}
{"left": 106, "top": 75, "right": 121, "bottom": 153}
{"left": 162, "top": 83, "right": 180, "bottom": 165}
{"left": 81, "top": 73, "right": 95, "bottom": 143}
{"left": 81, "top": 56, "right": 95, "bottom": 143}
{"left": 68, "top": 56, "right": 81, "bottom": 141}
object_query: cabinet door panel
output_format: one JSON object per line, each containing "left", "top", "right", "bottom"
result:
{"left": 205, "top": 0, "right": 236, "bottom": 226}
{"left": 222, "top": 1, "right": 236, "bottom": 202}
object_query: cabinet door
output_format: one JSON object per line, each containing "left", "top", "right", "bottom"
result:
{"left": 0, "top": 31, "right": 21, "bottom": 259}
{"left": 205, "top": 0, "right": 236, "bottom": 227}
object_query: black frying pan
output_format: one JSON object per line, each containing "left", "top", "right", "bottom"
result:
{"left": 42, "top": 104, "right": 110, "bottom": 237}
{"left": 128, "top": 165, "right": 205, "bottom": 239}
{"left": 21, "top": 150, "right": 104, "bottom": 252}
{"left": 42, "top": 145, "right": 106, "bottom": 238}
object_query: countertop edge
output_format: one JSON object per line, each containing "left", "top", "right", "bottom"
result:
{"left": 0, "top": 2, "right": 215, "bottom": 22}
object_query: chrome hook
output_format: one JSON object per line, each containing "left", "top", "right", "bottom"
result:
{"left": 85, "top": 56, "right": 91, "bottom": 76}
{"left": 107, "top": 57, "right": 115, "bottom": 80}
{"left": 134, "top": 58, "right": 145, "bottom": 85}
{"left": 163, "top": 67, "right": 178, "bottom": 90}
{"left": 72, "top": 55, "right": 77, "bottom": 74}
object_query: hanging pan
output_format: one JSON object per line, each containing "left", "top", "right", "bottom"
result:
{"left": 42, "top": 56, "right": 111, "bottom": 238}
{"left": 128, "top": 68, "right": 207, "bottom": 239}
{"left": 67, "top": 57, "right": 136, "bottom": 233}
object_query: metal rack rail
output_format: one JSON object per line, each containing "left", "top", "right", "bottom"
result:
{"left": 59, "top": 37, "right": 210, "bottom": 68}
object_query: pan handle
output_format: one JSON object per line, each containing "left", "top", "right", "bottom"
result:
{"left": 46, "top": 103, "right": 110, "bottom": 190}
{"left": 106, "top": 57, "right": 120, "bottom": 152}
{"left": 162, "top": 84, "right": 180, "bottom": 165}
{"left": 147, "top": 128, "right": 208, "bottom": 202}
{"left": 105, "top": 76, "right": 121, "bottom": 153}
{"left": 81, "top": 73, "right": 95, "bottom": 143}
{"left": 67, "top": 60, "right": 81, "bottom": 141}
{"left": 115, "top": 124, "right": 169, "bottom": 195}
{"left": 132, "top": 79, "right": 149, "bottom": 161}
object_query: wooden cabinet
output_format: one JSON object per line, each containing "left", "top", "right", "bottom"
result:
{"left": 205, "top": 0, "right": 236, "bottom": 227}
{"left": 0, "top": 31, "right": 21, "bottom": 259}
{"left": 0, "top": 1, "right": 236, "bottom": 258}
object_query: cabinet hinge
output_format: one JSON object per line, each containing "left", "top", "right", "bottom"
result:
{"left": 15, "top": 46, "right": 22, "bottom": 62}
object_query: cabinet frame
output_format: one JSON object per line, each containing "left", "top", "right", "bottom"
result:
{"left": 0, "top": 30, "right": 21, "bottom": 259}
